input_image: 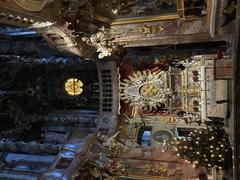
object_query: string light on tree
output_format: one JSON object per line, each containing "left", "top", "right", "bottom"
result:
{"left": 175, "top": 126, "right": 231, "bottom": 170}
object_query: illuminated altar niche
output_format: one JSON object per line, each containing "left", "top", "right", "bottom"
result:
{"left": 118, "top": 54, "right": 207, "bottom": 129}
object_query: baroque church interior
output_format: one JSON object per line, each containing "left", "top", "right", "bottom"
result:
{"left": 0, "top": 0, "right": 239, "bottom": 179}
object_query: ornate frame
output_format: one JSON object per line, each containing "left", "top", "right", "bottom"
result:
{"left": 111, "top": 0, "right": 184, "bottom": 25}
{"left": 153, "top": 129, "right": 174, "bottom": 144}
{"left": 120, "top": 175, "right": 180, "bottom": 180}
{"left": 111, "top": 0, "right": 212, "bottom": 25}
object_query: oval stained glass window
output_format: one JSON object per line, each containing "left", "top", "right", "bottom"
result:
{"left": 64, "top": 78, "right": 83, "bottom": 96}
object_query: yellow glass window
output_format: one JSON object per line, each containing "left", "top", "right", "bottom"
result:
{"left": 64, "top": 78, "right": 83, "bottom": 96}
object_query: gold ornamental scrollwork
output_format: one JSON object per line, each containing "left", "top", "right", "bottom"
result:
{"left": 111, "top": 25, "right": 164, "bottom": 37}
{"left": 139, "top": 25, "right": 164, "bottom": 36}
{"left": 137, "top": 163, "right": 168, "bottom": 175}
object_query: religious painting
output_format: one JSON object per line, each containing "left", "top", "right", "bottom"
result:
{"left": 112, "top": 0, "right": 183, "bottom": 24}
{"left": 153, "top": 129, "right": 174, "bottom": 143}
{"left": 12, "top": 0, "right": 54, "bottom": 12}
{"left": 184, "top": 0, "right": 207, "bottom": 17}
{"left": 221, "top": 0, "right": 237, "bottom": 27}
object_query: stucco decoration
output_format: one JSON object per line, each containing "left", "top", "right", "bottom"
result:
{"left": 82, "top": 26, "right": 118, "bottom": 59}
{"left": 96, "top": 131, "right": 138, "bottom": 156}
{"left": 120, "top": 70, "right": 171, "bottom": 111}
{"left": 60, "top": 0, "right": 125, "bottom": 59}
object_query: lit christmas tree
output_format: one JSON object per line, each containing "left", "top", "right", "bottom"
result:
{"left": 176, "top": 126, "right": 231, "bottom": 170}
